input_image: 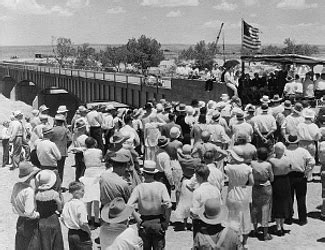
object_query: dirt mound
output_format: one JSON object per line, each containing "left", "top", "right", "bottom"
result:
{"left": 0, "top": 94, "right": 33, "bottom": 123}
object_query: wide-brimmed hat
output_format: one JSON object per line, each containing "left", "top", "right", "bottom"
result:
{"left": 39, "top": 114, "right": 48, "bottom": 121}
{"left": 156, "top": 103, "right": 164, "bottom": 112}
{"left": 287, "top": 135, "right": 299, "bottom": 144}
{"left": 42, "top": 125, "right": 53, "bottom": 135}
{"left": 108, "top": 152, "right": 130, "bottom": 163}
{"left": 144, "top": 102, "right": 153, "bottom": 110}
{"left": 186, "top": 106, "right": 194, "bottom": 115}
{"left": 163, "top": 102, "right": 172, "bottom": 110}
{"left": 283, "top": 100, "right": 292, "bottom": 110}
{"left": 271, "top": 94, "right": 283, "bottom": 103}
{"left": 78, "top": 106, "right": 88, "bottom": 113}
{"left": 170, "top": 126, "right": 181, "bottom": 139}
{"left": 101, "top": 197, "right": 133, "bottom": 224}
{"left": 141, "top": 160, "right": 159, "bottom": 174}
{"left": 176, "top": 103, "right": 186, "bottom": 112}
{"left": 245, "top": 104, "right": 255, "bottom": 112}
{"left": 212, "top": 110, "right": 221, "bottom": 121}
{"left": 13, "top": 110, "right": 23, "bottom": 117}
{"left": 236, "top": 110, "right": 245, "bottom": 120}
{"left": 110, "top": 132, "right": 130, "bottom": 144}
{"left": 198, "top": 101, "right": 206, "bottom": 109}
{"left": 304, "top": 109, "right": 314, "bottom": 119}
{"left": 220, "top": 94, "right": 229, "bottom": 102}
{"left": 39, "top": 105, "right": 49, "bottom": 113}
{"left": 293, "top": 103, "right": 303, "bottom": 114}
{"left": 260, "top": 95, "right": 271, "bottom": 104}
{"left": 54, "top": 114, "right": 66, "bottom": 121}
{"left": 182, "top": 144, "right": 192, "bottom": 155}
{"left": 18, "top": 162, "right": 40, "bottom": 182}
{"left": 157, "top": 136, "right": 169, "bottom": 148}
{"left": 228, "top": 149, "right": 244, "bottom": 162}
{"left": 36, "top": 170, "right": 57, "bottom": 190}
{"left": 216, "top": 102, "right": 226, "bottom": 111}
{"left": 75, "top": 118, "right": 86, "bottom": 129}
{"left": 198, "top": 198, "right": 226, "bottom": 225}
{"left": 56, "top": 105, "right": 69, "bottom": 113}
{"left": 286, "top": 75, "right": 294, "bottom": 82}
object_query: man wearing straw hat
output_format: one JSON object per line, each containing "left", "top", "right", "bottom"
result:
{"left": 11, "top": 161, "right": 41, "bottom": 250}
{"left": 193, "top": 198, "right": 240, "bottom": 249}
{"left": 9, "top": 111, "right": 25, "bottom": 170}
{"left": 127, "top": 160, "right": 171, "bottom": 249}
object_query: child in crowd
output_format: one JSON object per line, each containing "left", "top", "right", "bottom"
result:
{"left": 80, "top": 137, "right": 104, "bottom": 229}
{"left": 61, "top": 181, "right": 92, "bottom": 250}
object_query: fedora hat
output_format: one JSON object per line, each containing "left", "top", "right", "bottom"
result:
{"left": 39, "top": 104, "right": 49, "bottom": 113}
{"left": 271, "top": 94, "right": 283, "bottom": 103}
{"left": 283, "top": 100, "right": 292, "bottom": 110}
{"left": 287, "top": 135, "right": 299, "bottom": 144}
{"left": 260, "top": 95, "right": 271, "bottom": 104}
{"left": 110, "top": 132, "right": 130, "bottom": 144}
{"left": 54, "top": 114, "right": 66, "bottom": 121}
{"left": 260, "top": 103, "right": 269, "bottom": 112}
{"left": 56, "top": 105, "right": 69, "bottom": 113}
{"left": 182, "top": 144, "right": 192, "bottom": 155}
{"left": 141, "top": 160, "right": 159, "bottom": 174}
{"left": 39, "top": 114, "right": 48, "bottom": 121}
{"left": 198, "top": 198, "right": 226, "bottom": 225}
{"left": 108, "top": 152, "right": 130, "bottom": 163}
{"left": 170, "top": 126, "right": 181, "bottom": 139}
{"left": 18, "top": 161, "right": 40, "bottom": 182}
{"left": 293, "top": 103, "right": 303, "bottom": 114}
{"left": 236, "top": 110, "right": 245, "bottom": 120}
{"left": 186, "top": 106, "right": 194, "bottom": 115}
{"left": 304, "top": 109, "right": 314, "bottom": 119}
{"left": 228, "top": 149, "right": 244, "bottom": 163}
{"left": 36, "top": 170, "right": 57, "bottom": 190}
{"left": 101, "top": 197, "right": 133, "bottom": 224}
{"left": 212, "top": 110, "right": 221, "bottom": 121}
{"left": 245, "top": 104, "right": 255, "bottom": 112}
{"left": 163, "top": 102, "right": 172, "bottom": 110}
{"left": 156, "top": 103, "right": 164, "bottom": 112}
{"left": 42, "top": 125, "right": 53, "bottom": 135}
{"left": 176, "top": 103, "right": 186, "bottom": 112}
{"left": 158, "top": 136, "right": 169, "bottom": 148}
{"left": 78, "top": 106, "right": 88, "bottom": 113}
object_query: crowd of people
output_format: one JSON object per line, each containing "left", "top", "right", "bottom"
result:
{"left": 6, "top": 88, "right": 325, "bottom": 250}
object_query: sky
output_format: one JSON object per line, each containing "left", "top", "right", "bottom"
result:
{"left": 0, "top": 0, "right": 324, "bottom": 46}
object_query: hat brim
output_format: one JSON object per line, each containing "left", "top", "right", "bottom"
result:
{"left": 37, "top": 170, "right": 57, "bottom": 190}
{"left": 271, "top": 98, "right": 283, "bottom": 102}
{"left": 158, "top": 141, "right": 169, "bottom": 148}
{"left": 109, "top": 136, "right": 129, "bottom": 144}
{"left": 228, "top": 150, "right": 244, "bottom": 162}
{"left": 260, "top": 99, "right": 271, "bottom": 103}
{"left": 293, "top": 109, "right": 302, "bottom": 114}
{"left": 101, "top": 204, "right": 133, "bottom": 224}
{"left": 175, "top": 107, "right": 186, "bottom": 112}
{"left": 170, "top": 130, "right": 181, "bottom": 139}
{"left": 197, "top": 204, "right": 227, "bottom": 225}
{"left": 57, "top": 110, "right": 68, "bottom": 113}
{"left": 19, "top": 167, "right": 41, "bottom": 182}
{"left": 287, "top": 139, "right": 300, "bottom": 144}
{"left": 140, "top": 168, "right": 159, "bottom": 174}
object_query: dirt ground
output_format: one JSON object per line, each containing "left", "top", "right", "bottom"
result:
{"left": 1, "top": 148, "right": 325, "bottom": 250}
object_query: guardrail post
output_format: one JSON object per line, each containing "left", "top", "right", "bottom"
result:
{"left": 103, "top": 72, "right": 105, "bottom": 80}
{"left": 93, "top": 71, "right": 96, "bottom": 79}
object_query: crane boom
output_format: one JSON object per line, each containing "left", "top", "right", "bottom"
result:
{"left": 216, "top": 22, "right": 224, "bottom": 46}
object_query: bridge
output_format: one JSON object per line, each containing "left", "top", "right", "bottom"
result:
{"left": 0, "top": 62, "right": 227, "bottom": 119}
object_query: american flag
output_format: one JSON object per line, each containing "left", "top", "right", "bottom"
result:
{"left": 242, "top": 20, "right": 261, "bottom": 50}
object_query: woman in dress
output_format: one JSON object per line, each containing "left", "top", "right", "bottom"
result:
{"left": 35, "top": 170, "right": 64, "bottom": 250}
{"left": 225, "top": 148, "right": 254, "bottom": 250}
{"left": 251, "top": 147, "right": 274, "bottom": 241}
{"left": 269, "top": 142, "right": 292, "bottom": 236}
{"left": 79, "top": 137, "right": 105, "bottom": 229}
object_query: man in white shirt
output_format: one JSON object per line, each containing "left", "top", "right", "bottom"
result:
{"left": 283, "top": 76, "right": 295, "bottom": 96}
{"left": 86, "top": 106, "right": 103, "bottom": 152}
{"left": 102, "top": 105, "right": 115, "bottom": 153}
{"left": 285, "top": 135, "right": 315, "bottom": 225}
{"left": 9, "top": 111, "right": 25, "bottom": 170}
{"left": 293, "top": 74, "right": 303, "bottom": 97}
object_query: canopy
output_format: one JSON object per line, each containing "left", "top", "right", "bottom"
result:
{"left": 241, "top": 54, "right": 325, "bottom": 66}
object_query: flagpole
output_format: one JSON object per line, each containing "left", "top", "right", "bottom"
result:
{"left": 241, "top": 18, "right": 245, "bottom": 78}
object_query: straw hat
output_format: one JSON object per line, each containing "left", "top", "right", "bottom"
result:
{"left": 236, "top": 110, "right": 245, "bottom": 120}
{"left": 287, "top": 135, "right": 299, "bottom": 144}
{"left": 39, "top": 104, "right": 49, "bottom": 113}
{"left": 304, "top": 109, "right": 314, "bottom": 119}
{"left": 78, "top": 106, "right": 88, "bottom": 113}
{"left": 170, "top": 126, "right": 181, "bottom": 139}
{"left": 293, "top": 103, "right": 303, "bottom": 114}
{"left": 141, "top": 160, "right": 159, "bottom": 174}
{"left": 108, "top": 153, "right": 130, "bottom": 163}
{"left": 157, "top": 136, "right": 169, "bottom": 148}
{"left": 186, "top": 106, "right": 194, "bottom": 115}
{"left": 156, "top": 103, "right": 164, "bottom": 112}
{"left": 101, "top": 197, "right": 133, "bottom": 224}
{"left": 245, "top": 104, "right": 256, "bottom": 112}
{"left": 198, "top": 198, "right": 226, "bottom": 225}
{"left": 182, "top": 144, "right": 192, "bottom": 155}
{"left": 261, "top": 103, "right": 269, "bottom": 112}
{"left": 42, "top": 125, "right": 54, "bottom": 135}
{"left": 211, "top": 110, "right": 221, "bottom": 121}
{"left": 18, "top": 162, "right": 40, "bottom": 182}
{"left": 39, "top": 114, "right": 48, "bottom": 121}
{"left": 75, "top": 119, "right": 86, "bottom": 129}
{"left": 56, "top": 105, "right": 69, "bottom": 113}
{"left": 176, "top": 103, "right": 186, "bottom": 112}
{"left": 13, "top": 110, "right": 23, "bottom": 117}
{"left": 271, "top": 94, "right": 283, "bottom": 103}
{"left": 283, "top": 100, "right": 292, "bottom": 110}
{"left": 36, "top": 170, "right": 57, "bottom": 190}
{"left": 260, "top": 95, "right": 271, "bottom": 104}
{"left": 164, "top": 102, "right": 172, "bottom": 110}
{"left": 54, "top": 114, "right": 66, "bottom": 121}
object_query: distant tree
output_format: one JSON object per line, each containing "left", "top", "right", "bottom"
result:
{"left": 179, "top": 41, "right": 219, "bottom": 70}
{"left": 261, "top": 45, "right": 281, "bottom": 55}
{"left": 75, "top": 43, "right": 97, "bottom": 68}
{"left": 126, "top": 35, "right": 164, "bottom": 72}
{"left": 281, "top": 38, "right": 319, "bottom": 56}
{"left": 97, "top": 45, "right": 129, "bottom": 71}
{"left": 53, "top": 37, "right": 75, "bottom": 66}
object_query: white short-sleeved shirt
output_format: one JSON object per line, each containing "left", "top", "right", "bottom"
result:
{"left": 61, "top": 198, "right": 88, "bottom": 230}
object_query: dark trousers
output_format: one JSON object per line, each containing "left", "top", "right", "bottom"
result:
{"left": 103, "top": 128, "right": 114, "bottom": 154}
{"left": 289, "top": 171, "right": 307, "bottom": 221}
{"left": 139, "top": 215, "right": 166, "bottom": 250}
{"left": 15, "top": 217, "right": 38, "bottom": 250}
{"left": 75, "top": 152, "right": 86, "bottom": 181}
{"left": 2, "top": 138, "right": 9, "bottom": 166}
{"left": 57, "top": 156, "right": 66, "bottom": 182}
{"left": 89, "top": 126, "right": 104, "bottom": 152}
{"left": 68, "top": 229, "right": 92, "bottom": 250}
{"left": 205, "top": 79, "right": 213, "bottom": 91}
